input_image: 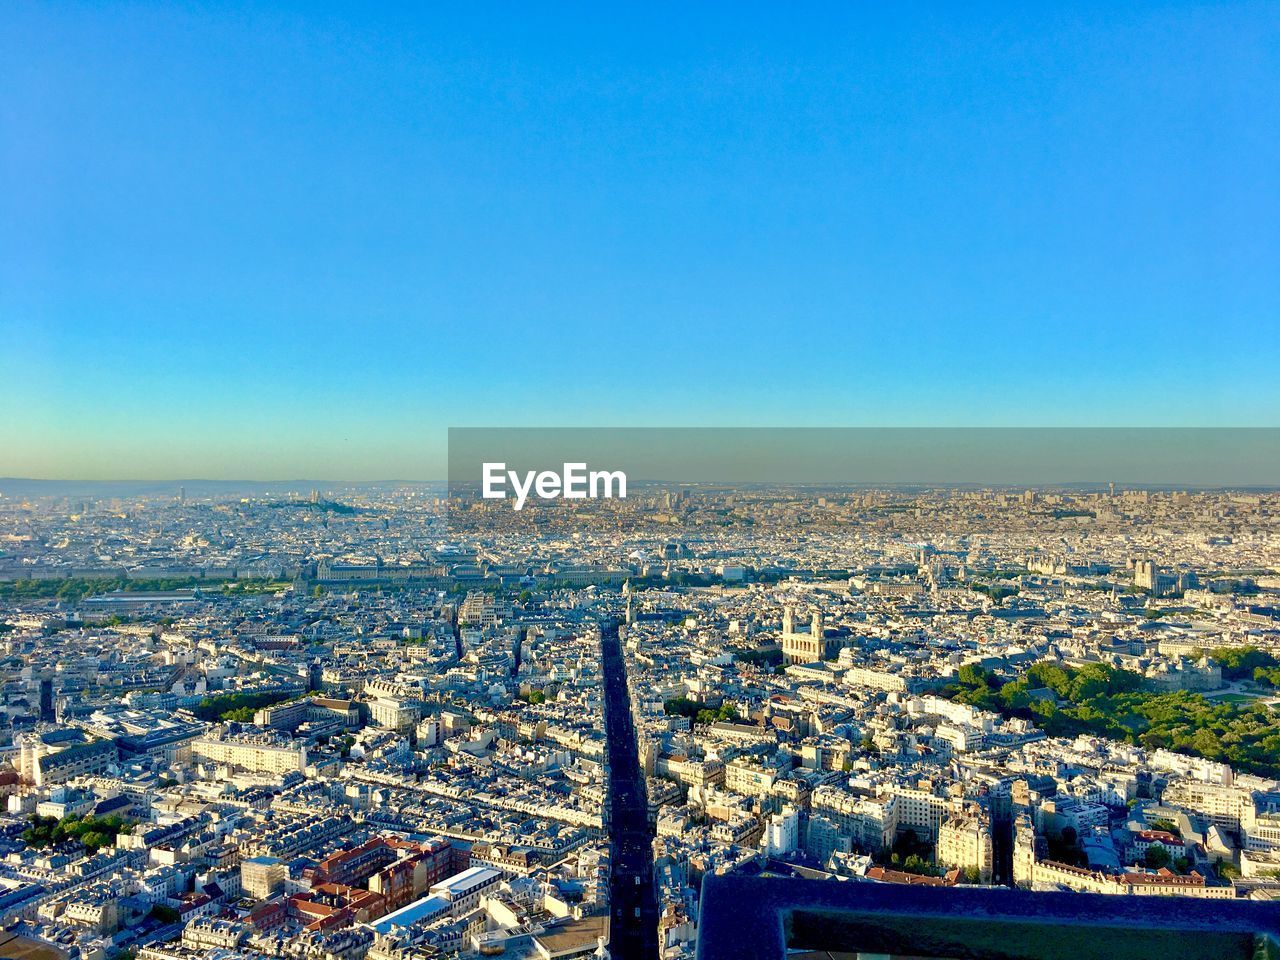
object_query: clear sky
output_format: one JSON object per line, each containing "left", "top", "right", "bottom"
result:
{"left": 2, "top": 3, "right": 1277, "bottom": 479}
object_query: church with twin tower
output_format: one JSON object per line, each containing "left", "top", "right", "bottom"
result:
{"left": 781, "top": 606, "right": 829, "bottom": 664}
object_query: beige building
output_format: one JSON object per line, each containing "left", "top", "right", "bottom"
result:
{"left": 781, "top": 607, "right": 827, "bottom": 664}
{"left": 1015, "top": 815, "right": 1230, "bottom": 898}
{"left": 888, "top": 786, "right": 954, "bottom": 843}
{"left": 17, "top": 731, "right": 116, "bottom": 786}
{"left": 364, "top": 678, "right": 423, "bottom": 731}
{"left": 192, "top": 730, "right": 307, "bottom": 775}
{"left": 242, "top": 856, "right": 287, "bottom": 899}
{"left": 724, "top": 759, "right": 777, "bottom": 798}
{"left": 843, "top": 666, "right": 909, "bottom": 693}
{"left": 811, "top": 786, "right": 898, "bottom": 852}
{"left": 1163, "top": 779, "right": 1253, "bottom": 832}
{"left": 65, "top": 897, "right": 119, "bottom": 934}
{"left": 936, "top": 812, "right": 993, "bottom": 881}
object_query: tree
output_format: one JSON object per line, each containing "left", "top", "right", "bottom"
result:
{"left": 1210, "top": 646, "right": 1277, "bottom": 680}
{"left": 663, "top": 697, "right": 701, "bottom": 719}
{"left": 943, "top": 659, "right": 1280, "bottom": 779}
{"left": 80, "top": 830, "right": 108, "bottom": 852}
{"left": 1144, "top": 845, "right": 1172, "bottom": 869}
{"left": 22, "top": 813, "right": 131, "bottom": 853}
{"left": 149, "top": 904, "right": 180, "bottom": 924}
{"left": 902, "top": 854, "right": 935, "bottom": 875}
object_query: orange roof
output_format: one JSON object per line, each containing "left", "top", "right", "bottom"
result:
{"left": 866, "top": 866, "right": 956, "bottom": 887}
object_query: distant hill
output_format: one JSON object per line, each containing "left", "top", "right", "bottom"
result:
{"left": 0, "top": 478, "right": 444, "bottom": 498}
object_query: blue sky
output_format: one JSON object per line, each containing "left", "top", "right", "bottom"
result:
{"left": 2, "top": 3, "right": 1277, "bottom": 479}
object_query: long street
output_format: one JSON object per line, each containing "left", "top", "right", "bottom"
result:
{"left": 600, "top": 620, "right": 660, "bottom": 960}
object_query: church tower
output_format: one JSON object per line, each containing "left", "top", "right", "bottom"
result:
{"left": 810, "top": 610, "right": 826, "bottom": 661}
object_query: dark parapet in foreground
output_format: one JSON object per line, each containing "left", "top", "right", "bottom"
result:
{"left": 696, "top": 873, "right": 1280, "bottom": 960}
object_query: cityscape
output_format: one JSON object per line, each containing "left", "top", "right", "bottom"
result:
{"left": 0, "top": 479, "right": 1278, "bottom": 958}
{"left": 5, "top": 3, "right": 1278, "bottom": 959}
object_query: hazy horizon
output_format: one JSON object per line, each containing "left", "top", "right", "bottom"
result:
{"left": 6, "top": 423, "right": 1280, "bottom": 490}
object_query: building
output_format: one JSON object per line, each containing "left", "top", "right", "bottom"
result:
{"left": 763, "top": 806, "right": 800, "bottom": 858}
{"left": 811, "top": 787, "right": 898, "bottom": 852}
{"left": 805, "top": 814, "right": 854, "bottom": 865}
{"left": 242, "top": 856, "right": 287, "bottom": 900}
{"left": 371, "top": 867, "right": 501, "bottom": 935}
{"left": 427, "top": 866, "right": 502, "bottom": 912}
{"left": 305, "top": 839, "right": 396, "bottom": 888}
{"left": 781, "top": 607, "right": 828, "bottom": 664}
{"left": 37, "top": 676, "right": 55, "bottom": 722}
{"left": 936, "top": 812, "right": 993, "bottom": 882}
{"left": 724, "top": 759, "right": 778, "bottom": 797}
{"left": 17, "top": 730, "right": 116, "bottom": 786}
{"left": 364, "top": 679, "right": 423, "bottom": 732}
{"left": 844, "top": 666, "right": 910, "bottom": 693}
{"left": 1163, "top": 780, "right": 1253, "bottom": 832}
{"left": 192, "top": 729, "right": 307, "bottom": 775}
{"left": 63, "top": 896, "right": 119, "bottom": 935}
{"left": 888, "top": 787, "right": 953, "bottom": 843}
{"left": 367, "top": 838, "right": 462, "bottom": 912}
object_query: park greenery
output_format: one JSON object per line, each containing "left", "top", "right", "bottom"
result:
{"left": 215, "top": 579, "right": 292, "bottom": 596}
{"left": 1204, "top": 645, "right": 1280, "bottom": 686}
{"left": 268, "top": 498, "right": 359, "bottom": 515}
{"left": 664, "top": 696, "right": 741, "bottom": 726}
{"left": 21, "top": 813, "right": 133, "bottom": 853}
{"left": 944, "top": 660, "right": 1280, "bottom": 778}
{"left": 970, "top": 582, "right": 1019, "bottom": 601}
{"left": 194, "top": 690, "right": 297, "bottom": 722}
{"left": 0, "top": 576, "right": 289, "bottom": 603}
